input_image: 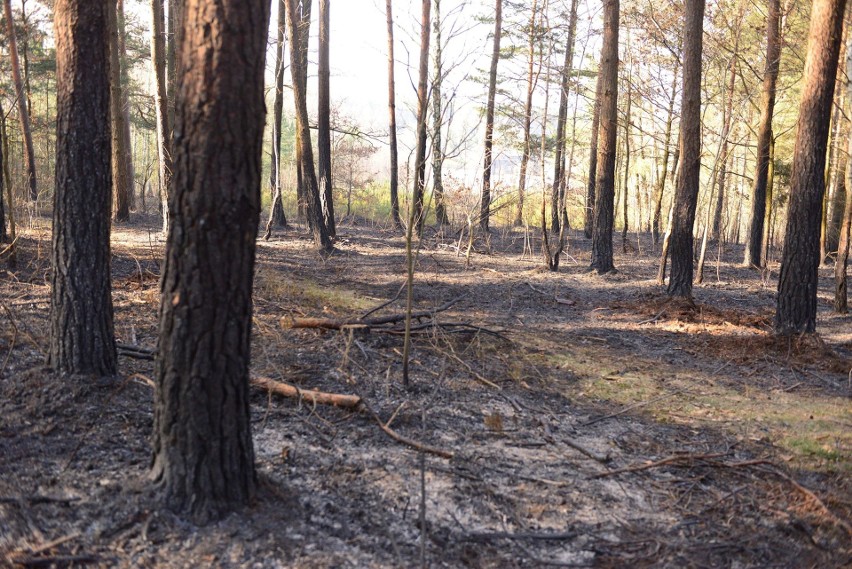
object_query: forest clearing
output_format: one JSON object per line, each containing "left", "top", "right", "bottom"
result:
{"left": 1, "top": 217, "right": 850, "bottom": 567}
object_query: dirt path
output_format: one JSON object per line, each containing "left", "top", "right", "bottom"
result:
{"left": 1, "top": 219, "right": 850, "bottom": 568}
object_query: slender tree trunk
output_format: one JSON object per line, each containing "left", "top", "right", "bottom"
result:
{"left": 652, "top": 70, "right": 678, "bottom": 246}
{"left": 118, "top": 0, "right": 135, "bottom": 211}
{"left": 513, "top": 0, "right": 539, "bottom": 227}
{"left": 166, "top": 0, "right": 181, "bottom": 134}
{"left": 776, "top": 0, "right": 846, "bottom": 334}
{"left": 50, "top": 0, "right": 116, "bottom": 376}
{"left": 0, "top": 100, "right": 15, "bottom": 264}
{"left": 151, "top": 0, "right": 171, "bottom": 235}
{"left": 584, "top": 71, "right": 603, "bottom": 239}
{"left": 3, "top": 0, "right": 37, "bottom": 201}
{"left": 285, "top": 0, "right": 332, "bottom": 250}
{"left": 0, "top": 103, "right": 5, "bottom": 243}
{"left": 667, "top": 0, "right": 705, "bottom": 298}
{"left": 293, "top": 0, "right": 312, "bottom": 221}
{"left": 480, "top": 0, "right": 502, "bottom": 232}
{"left": 744, "top": 0, "right": 781, "bottom": 267}
{"left": 152, "top": 0, "right": 270, "bottom": 523}
{"left": 386, "top": 0, "right": 402, "bottom": 229}
{"left": 551, "top": 0, "right": 579, "bottom": 234}
{"left": 836, "top": 35, "right": 852, "bottom": 313}
{"left": 109, "top": 0, "right": 131, "bottom": 222}
{"left": 265, "top": 0, "right": 287, "bottom": 237}
{"left": 431, "top": 0, "right": 449, "bottom": 226}
{"left": 712, "top": 39, "right": 740, "bottom": 241}
{"left": 589, "top": 0, "right": 619, "bottom": 274}
{"left": 317, "top": 0, "right": 335, "bottom": 237}
{"left": 411, "top": 0, "right": 432, "bottom": 235}
{"left": 621, "top": 67, "right": 632, "bottom": 252}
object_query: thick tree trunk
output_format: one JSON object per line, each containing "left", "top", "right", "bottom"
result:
{"left": 265, "top": 0, "right": 287, "bottom": 237}
{"left": 411, "top": 0, "right": 431, "bottom": 235}
{"left": 513, "top": 0, "right": 539, "bottom": 228}
{"left": 584, "top": 71, "right": 603, "bottom": 239}
{"left": 480, "top": 0, "right": 502, "bottom": 232}
{"left": 152, "top": 0, "right": 270, "bottom": 523}
{"left": 744, "top": 0, "right": 781, "bottom": 267}
{"left": 775, "top": 0, "right": 846, "bottom": 334}
{"left": 551, "top": 0, "right": 579, "bottom": 234}
{"left": 151, "top": 0, "right": 171, "bottom": 235}
{"left": 431, "top": 0, "right": 449, "bottom": 226}
{"left": 385, "top": 0, "right": 402, "bottom": 229}
{"left": 109, "top": 0, "right": 131, "bottom": 222}
{"left": 667, "top": 0, "right": 705, "bottom": 298}
{"left": 50, "top": 0, "right": 116, "bottom": 376}
{"left": 3, "top": 0, "right": 37, "bottom": 202}
{"left": 589, "top": 0, "right": 619, "bottom": 274}
{"left": 652, "top": 71, "right": 678, "bottom": 246}
{"left": 285, "top": 0, "right": 332, "bottom": 250}
{"left": 317, "top": 0, "right": 335, "bottom": 237}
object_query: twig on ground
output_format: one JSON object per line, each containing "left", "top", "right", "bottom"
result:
{"left": 590, "top": 452, "right": 731, "bottom": 479}
{"left": 464, "top": 529, "right": 577, "bottom": 542}
{"left": 281, "top": 295, "right": 464, "bottom": 331}
{"left": 526, "top": 281, "right": 575, "bottom": 306}
{"left": 561, "top": 438, "right": 611, "bottom": 464}
{"left": 759, "top": 466, "right": 852, "bottom": 537}
{"left": 361, "top": 401, "right": 454, "bottom": 459}
{"left": 252, "top": 376, "right": 362, "bottom": 409}
{"left": 8, "top": 554, "right": 101, "bottom": 567}
{"left": 359, "top": 282, "right": 406, "bottom": 320}
{"left": 581, "top": 389, "right": 682, "bottom": 427}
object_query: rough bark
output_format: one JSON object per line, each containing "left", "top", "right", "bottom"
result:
{"left": 411, "top": 0, "right": 432, "bottom": 235}
{"left": 836, "top": 34, "right": 852, "bottom": 313}
{"left": 166, "top": 0, "right": 181, "bottom": 133}
{"left": 285, "top": 0, "right": 332, "bottom": 250}
{"left": 317, "top": 0, "right": 335, "bottom": 237}
{"left": 480, "top": 0, "right": 502, "bottom": 232}
{"left": 151, "top": 0, "right": 171, "bottom": 234}
{"left": 0, "top": 99, "right": 15, "bottom": 262}
{"left": 743, "top": 0, "right": 781, "bottom": 267}
{"left": 3, "top": 0, "right": 37, "bottom": 201}
{"left": 667, "top": 0, "right": 705, "bottom": 298}
{"left": 293, "top": 0, "right": 312, "bottom": 221}
{"left": 385, "top": 0, "right": 402, "bottom": 229}
{"left": 109, "top": 0, "right": 131, "bottom": 222}
{"left": 589, "top": 0, "right": 619, "bottom": 274}
{"left": 513, "top": 0, "right": 539, "bottom": 227}
{"left": 152, "top": 0, "right": 270, "bottom": 523}
{"left": 431, "top": 0, "right": 449, "bottom": 226}
{"left": 265, "top": 0, "right": 288, "bottom": 237}
{"left": 775, "top": 0, "right": 846, "bottom": 334}
{"left": 118, "top": 0, "right": 135, "bottom": 210}
{"left": 50, "top": 0, "right": 116, "bottom": 376}
{"left": 551, "top": 0, "right": 579, "bottom": 234}
{"left": 584, "top": 71, "right": 603, "bottom": 239}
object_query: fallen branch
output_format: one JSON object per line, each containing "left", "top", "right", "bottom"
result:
{"left": 761, "top": 466, "right": 852, "bottom": 537}
{"left": 465, "top": 529, "right": 577, "bottom": 542}
{"left": 8, "top": 554, "right": 101, "bottom": 567}
{"left": 281, "top": 296, "right": 463, "bottom": 331}
{"left": 590, "top": 452, "right": 731, "bottom": 479}
{"left": 251, "top": 376, "right": 362, "bottom": 409}
{"left": 581, "top": 389, "right": 683, "bottom": 427}
{"left": 361, "top": 402, "right": 454, "bottom": 459}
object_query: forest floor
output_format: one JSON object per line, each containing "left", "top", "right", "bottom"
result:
{"left": 1, "top": 214, "right": 851, "bottom": 568}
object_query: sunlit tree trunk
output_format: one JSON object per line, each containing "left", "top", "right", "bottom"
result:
{"left": 480, "top": 0, "right": 502, "bottom": 232}
{"left": 265, "top": 0, "right": 288, "bottom": 238}
{"left": 776, "top": 0, "right": 846, "bottom": 334}
{"left": 584, "top": 72, "right": 603, "bottom": 239}
{"left": 513, "top": 0, "right": 539, "bottom": 227}
{"left": 385, "top": 0, "right": 402, "bottom": 229}
{"left": 118, "top": 0, "right": 135, "bottom": 210}
{"left": 317, "top": 0, "right": 335, "bottom": 237}
{"left": 152, "top": 0, "right": 270, "bottom": 523}
{"left": 431, "top": 0, "right": 449, "bottom": 226}
{"left": 50, "top": 0, "right": 116, "bottom": 376}
{"left": 292, "top": 0, "right": 312, "bottom": 221}
{"left": 151, "top": 0, "right": 171, "bottom": 234}
{"left": 652, "top": 70, "right": 677, "bottom": 246}
{"left": 109, "top": 0, "right": 131, "bottom": 221}
{"left": 712, "top": 19, "right": 741, "bottom": 241}
{"left": 836, "top": 35, "right": 852, "bottom": 313}
{"left": 411, "top": 0, "right": 431, "bottom": 235}
{"left": 551, "top": 0, "right": 579, "bottom": 235}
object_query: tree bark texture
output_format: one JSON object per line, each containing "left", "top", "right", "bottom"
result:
{"left": 431, "top": 0, "right": 449, "bottom": 226}
{"left": 666, "top": 0, "right": 705, "bottom": 297}
{"left": 50, "top": 0, "right": 116, "bottom": 376}
{"left": 285, "top": 0, "right": 332, "bottom": 250}
{"left": 266, "top": 0, "right": 287, "bottom": 234}
{"left": 744, "top": 0, "right": 781, "bottom": 267}
{"left": 480, "top": 0, "right": 502, "bottom": 232}
{"left": 513, "top": 0, "right": 539, "bottom": 228}
{"left": 0, "top": 105, "right": 5, "bottom": 243}
{"left": 3, "top": 0, "right": 37, "bottom": 201}
{"left": 589, "top": 0, "right": 619, "bottom": 274}
{"left": 411, "top": 0, "right": 432, "bottom": 235}
{"left": 293, "top": 0, "right": 311, "bottom": 221}
{"left": 151, "top": 0, "right": 171, "bottom": 234}
{"left": 775, "top": 0, "right": 846, "bottom": 334}
{"left": 551, "top": 0, "right": 579, "bottom": 234}
{"left": 152, "top": 0, "right": 270, "bottom": 523}
{"left": 836, "top": 34, "right": 852, "bottom": 313}
{"left": 385, "top": 0, "right": 402, "bottom": 229}
{"left": 109, "top": 0, "right": 131, "bottom": 221}
{"left": 584, "top": 70, "right": 603, "bottom": 239}
{"left": 118, "top": 0, "right": 135, "bottom": 210}
{"left": 317, "top": 0, "right": 335, "bottom": 237}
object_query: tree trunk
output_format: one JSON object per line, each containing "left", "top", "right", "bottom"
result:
{"left": 836, "top": 34, "right": 852, "bottom": 313}
{"left": 0, "top": 103, "right": 5, "bottom": 243}
{"left": 293, "top": 0, "right": 312, "bottom": 221}
{"left": 550, "top": 0, "right": 579, "bottom": 234}
{"left": 265, "top": 0, "right": 287, "bottom": 237}
{"left": 152, "top": 0, "right": 270, "bottom": 523}
{"left": 667, "top": 0, "right": 705, "bottom": 298}
{"left": 712, "top": 31, "right": 740, "bottom": 241}
{"left": 109, "top": 0, "right": 131, "bottom": 222}
{"left": 166, "top": 0, "right": 181, "bottom": 134}
{"left": 480, "top": 0, "right": 502, "bottom": 232}
{"left": 621, "top": 67, "right": 632, "bottom": 252}
{"left": 589, "top": 0, "right": 619, "bottom": 274}
{"left": 513, "top": 0, "right": 539, "bottom": 228}
{"left": 775, "top": 0, "right": 846, "bottom": 334}
{"left": 744, "top": 0, "right": 781, "bottom": 267}
{"left": 151, "top": 0, "right": 171, "bottom": 235}
{"left": 431, "top": 0, "right": 449, "bottom": 226}
{"left": 3, "top": 0, "right": 38, "bottom": 201}
{"left": 411, "top": 0, "right": 432, "bottom": 235}
{"left": 0, "top": 100, "right": 15, "bottom": 264}
{"left": 50, "top": 0, "right": 116, "bottom": 376}
{"left": 285, "top": 0, "right": 332, "bottom": 250}
{"left": 118, "top": 0, "right": 135, "bottom": 210}
{"left": 317, "top": 0, "right": 335, "bottom": 237}
{"left": 584, "top": 70, "right": 603, "bottom": 239}
{"left": 652, "top": 70, "right": 678, "bottom": 246}
{"left": 385, "top": 0, "right": 402, "bottom": 229}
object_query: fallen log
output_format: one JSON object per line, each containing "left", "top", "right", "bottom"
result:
{"left": 281, "top": 296, "right": 463, "bottom": 331}
{"left": 251, "top": 376, "right": 362, "bottom": 409}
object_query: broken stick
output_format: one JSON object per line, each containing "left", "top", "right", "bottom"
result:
{"left": 251, "top": 376, "right": 362, "bottom": 409}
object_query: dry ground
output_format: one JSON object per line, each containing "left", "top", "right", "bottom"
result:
{"left": 1, "top": 215, "right": 850, "bottom": 568}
